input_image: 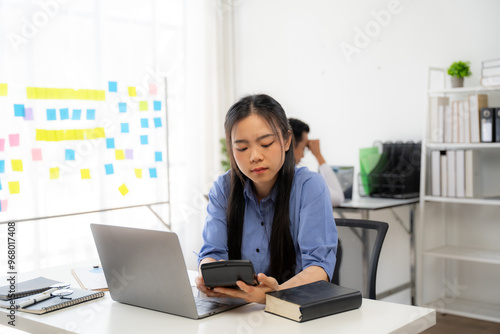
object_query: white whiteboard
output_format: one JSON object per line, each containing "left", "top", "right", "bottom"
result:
{"left": 0, "top": 80, "right": 169, "bottom": 223}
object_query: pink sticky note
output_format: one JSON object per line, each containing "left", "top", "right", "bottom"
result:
{"left": 0, "top": 139, "right": 4, "bottom": 152}
{"left": 149, "top": 84, "right": 157, "bottom": 95}
{"left": 32, "top": 148, "right": 43, "bottom": 161}
{"left": 0, "top": 200, "right": 7, "bottom": 212}
{"left": 9, "top": 134, "right": 19, "bottom": 147}
{"left": 24, "top": 107, "right": 34, "bottom": 120}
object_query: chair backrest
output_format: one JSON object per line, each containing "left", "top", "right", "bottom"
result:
{"left": 331, "top": 218, "right": 389, "bottom": 299}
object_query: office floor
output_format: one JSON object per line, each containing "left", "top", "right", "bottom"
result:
{"left": 422, "top": 313, "right": 500, "bottom": 334}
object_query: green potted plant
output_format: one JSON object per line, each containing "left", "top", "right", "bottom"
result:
{"left": 447, "top": 61, "right": 471, "bottom": 88}
{"left": 220, "top": 138, "right": 230, "bottom": 172}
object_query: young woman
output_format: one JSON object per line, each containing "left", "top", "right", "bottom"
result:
{"left": 289, "top": 118, "right": 345, "bottom": 207}
{"left": 195, "top": 94, "right": 337, "bottom": 304}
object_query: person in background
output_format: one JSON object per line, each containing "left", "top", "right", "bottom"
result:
{"left": 196, "top": 95, "right": 337, "bottom": 304}
{"left": 288, "top": 118, "right": 345, "bottom": 207}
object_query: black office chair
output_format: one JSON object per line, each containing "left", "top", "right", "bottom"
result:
{"left": 331, "top": 218, "right": 389, "bottom": 299}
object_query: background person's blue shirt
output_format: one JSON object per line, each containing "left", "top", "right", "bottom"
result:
{"left": 198, "top": 166, "right": 338, "bottom": 280}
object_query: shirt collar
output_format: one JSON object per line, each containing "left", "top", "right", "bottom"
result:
{"left": 243, "top": 179, "right": 278, "bottom": 205}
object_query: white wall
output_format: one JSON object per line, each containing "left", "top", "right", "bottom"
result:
{"left": 232, "top": 0, "right": 500, "bottom": 305}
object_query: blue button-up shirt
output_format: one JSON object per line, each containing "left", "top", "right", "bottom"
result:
{"left": 198, "top": 166, "right": 337, "bottom": 280}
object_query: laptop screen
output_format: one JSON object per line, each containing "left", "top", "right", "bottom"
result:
{"left": 331, "top": 166, "right": 354, "bottom": 200}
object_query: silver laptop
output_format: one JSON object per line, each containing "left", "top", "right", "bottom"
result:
{"left": 90, "top": 223, "right": 247, "bottom": 319}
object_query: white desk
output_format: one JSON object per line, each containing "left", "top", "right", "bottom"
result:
{"left": 0, "top": 263, "right": 435, "bottom": 334}
{"left": 334, "top": 197, "right": 419, "bottom": 304}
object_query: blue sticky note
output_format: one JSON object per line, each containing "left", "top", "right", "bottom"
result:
{"left": 118, "top": 102, "right": 127, "bottom": 113}
{"left": 14, "top": 104, "right": 25, "bottom": 117}
{"left": 65, "top": 149, "right": 75, "bottom": 161}
{"left": 105, "top": 164, "right": 114, "bottom": 175}
{"left": 154, "top": 101, "right": 161, "bottom": 111}
{"left": 140, "top": 135, "right": 148, "bottom": 145}
{"left": 149, "top": 168, "right": 157, "bottom": 178}
{"left": 47, "top": 109, "right": 57, "bottom": 121}
{"left": 154, "top": 117, "right": 162, "bottom": 128}
{"left": 72, "top": 109, "right": 82, "bottom": 120}
{"left": 155, "top": 151, "right": 162, "bottom": 162}
{"left": 86, "top": 109, "right": 96, "bottom": 120}
{"left": 106, "top": 138, "right": 115, "bottom": 149}
{"left": 141, "top": 118, "right": 149, "bottom": 128}
{"left": 0, "top": 179, "right": 2, "bottom": 190}
{"left": 0, "top": 160, "right": 4, "bottom": 173}
{"left": 121, "top": 123, "right": 129, "bottom": 133}
{"left": 60, "top": 108, "right": 69, "bottom": 120}
{"left": 108, "top": 81, "right": 117, "bottom": 92}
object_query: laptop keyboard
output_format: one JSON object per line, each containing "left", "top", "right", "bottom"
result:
{"left": 195, "top": 297, "right": 229, "bottom": 313}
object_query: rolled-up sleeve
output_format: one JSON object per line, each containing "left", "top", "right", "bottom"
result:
{"left": 198, "top": 174, "right": 230, "bottom": 265}
{"left": 294, "top": 172, "right": 338, "bottom": 280}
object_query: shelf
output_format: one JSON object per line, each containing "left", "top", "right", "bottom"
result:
{"left": 424, "top": 246, "right": 500, "bottom": 265}
{"left": 426, "top": 143, "right": 500, "bottom": 150}
{"left": 428, "top": 86, "right": 500, "bottom": 95}
{"left": 423, "top": 196, "right": 500, "bottom": 205}
{"left": 425, "top": 298, "right": 500, "bottom": 323}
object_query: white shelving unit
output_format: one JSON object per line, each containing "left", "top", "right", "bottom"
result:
{"left": 417, "top": 70, "right": 500, "bottom": 323}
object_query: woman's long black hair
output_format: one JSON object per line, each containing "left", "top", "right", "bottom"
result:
{"left": 224, "top": 94, "right": 296, "bottom": 284}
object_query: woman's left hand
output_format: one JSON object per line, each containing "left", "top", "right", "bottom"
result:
{"left": 212, "top": 273, "right": 279, "bottom": 304}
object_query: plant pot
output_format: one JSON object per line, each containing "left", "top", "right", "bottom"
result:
{"left": 450, "top": 76, "right": 464, "bottom": 88}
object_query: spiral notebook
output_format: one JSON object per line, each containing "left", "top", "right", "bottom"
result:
{"left": 0, "top": 287, "right": 104, "bottom": 314}
{"left": 0, "top": 277, "right": 61, "bottom": 301}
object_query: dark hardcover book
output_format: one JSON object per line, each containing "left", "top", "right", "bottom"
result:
{"left": 480, "top": 107, "right": 495, "bottom": 142}
{"left": 495, "top": 108, "right": 500, "bottom": 142}
{"left": 0, "top": 287, "right": 104, "bottom": 314}
{"left": 264, "top": 280, "right": 362, "bottom": 322}
{"left": 0, "top": 277, "right": 61, "bottom": 301}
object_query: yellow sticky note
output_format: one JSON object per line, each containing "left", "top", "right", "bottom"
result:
{"left": 135, "top": 169, "right": 142, "bottom": 178}
{"left": 86, "top": 129, "right": 97, "bottom": 140}
{"left": 75, "top": 130, "right": 85, "bottom": 140}
{"left": 118, "top": 184, "right": 129, "bottom": 196}
{"left": 66, "top": 130, "right": 76, "bottom": 140}
{"left": 0, "top": 84, "right": 7, "bottom": 96}
{"left": 36, "top": 129, "right": 47, "bottom": 141}
{"left": 46, "top": 131, "right": 56, "bottom": 142}
{"left": 9, "top": 181, "right": 20, "bottom": 194}
{"left": 11, "top": 160, "right": 23, "bottom": 172}
{"left": 55, "top": 130, "right": 66, "bottom": 141}
{"left": 94, "top": 127, "right": 106, "bottom": 138}
{"left": 115, "top": 150, "right": 125, "bottom": 160}
{"left": 139, "top": 101, "right": 148, "bottom": 111}
{"left": 81, "top": 169, "right": 91, "bottom": 179}
{"left": 50, "top": 167, "right": 60, "bottom": 179}
{"left": 128, "top": 87, "right": 137, "bottom": 97}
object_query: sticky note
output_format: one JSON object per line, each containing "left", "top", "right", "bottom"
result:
{"left": 24, "top": 107, "right": 34, "bottom": 120}
{"left": 11, "top": 160, "right": 23, "bottom": 172}
{"left": 141, "top": 118, "right": 149, "bottom": 128}
{"left": 118, "top": 102, "right": 127, "bottom": 113}
{"left": 115, "top": 150, "right": 125, "bottom": 160}
{"left": 9, "top": 181, "right": 20, "bottom": 194}
{"left": 118, "top": 184, "right": 129, "bottom": 196}
{"left": 0, "top": 139, "right": 4, "bottom": 151}
{"left": 106, "top": 138, "right": 115, "bottom": 149}
{"left": 108, "top": 81, "right": 117, "bottom": 92}
{"left": 140, "top": 135, "right": 148, "bottom": 145}
{"left": 14, "top": 104, "right": 25, "bottom": 117}
{"left": 65, "top": 149, "right": 75, "bottom": 161}
{"left": 105, "top": 164, "right": 114, "bottom": 175}
{"left": 60, "top": 108, "right": 69, "bottom": 120}
{"left": 121, "top": 123, "right": 129, "bottom": 133}
{"left": 0, "top": 84, "right": 7, "bottom": 96}
{"left": 154, "top": 101, "right": 161, "bottom": 111}
{"left": 81, "top": 169, "right": 91, "bottom": 179}
{"left": 135, "top": 169, "right": 142, "bottom": 178}
{"left": 125, "top": 149, "right": 133, "bottom": 159}
{"left": 149, "top": 168, "right": 157, "bottom": 178}
{"left": 155, "top": 151, "right": 162, "bottom": 162}
{"left": 50, "top": 167, "right": 59, "bottom": 179}
{"left": 0, "top": 200, "right": 7, "bottom": 212}
{"left": 9, "top": 134, "right": 19, "bottom": 147}
{"left": 86, "top": 109, "right": 96, "bottom": 120}
{"left": 32, "top": 148, "right": 42, "bottom": 161}
{"left": 154, "top": 117, "right": 162, "bottom": 128}
{"left": 149, "top": 84, "right": 157, "bottom": 95}
{"left": 47, "top": 109, "right": 57, "bottom": 121}
{"left": 0, "top": 160, "right": 4, "bottom": 173}
{"left": 26, "top": 87, "right": 105, "bottom": 100}
{"left": 72, "top": 109, "right": 82, "bottom": 120}
{"left": 0, "top": 179, "right": 2, "bottom": 190}
{"left": 139, "top": 101, "right": 148, "bottom": 111}
{"left": 128, "top": 87, "right": 137, "bottom": 97}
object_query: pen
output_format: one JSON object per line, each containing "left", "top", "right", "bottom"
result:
{"left": 192, "top": 251, "right": 199, "bottom": 257}
{"left": 17, "top": 287, "right": 58, "bottom": 309}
